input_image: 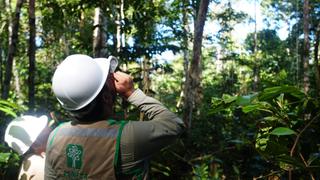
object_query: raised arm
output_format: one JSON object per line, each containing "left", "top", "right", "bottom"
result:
{"left": 113, "top": 72, "right": 185, "bottom": 173}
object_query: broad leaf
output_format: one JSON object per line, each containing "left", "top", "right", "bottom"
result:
{"left": 270, "top": 127, "right": 296, "bottom": 136}
{"left": 259, "top": 85, "right": 304, "bottom": 101}
{"left": 236, "top": 96, "right": 252, "bottom": 106}
{"left": 242, "top": 102, "right": 272, "bottom": 113}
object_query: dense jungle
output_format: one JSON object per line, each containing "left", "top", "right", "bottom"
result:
{"left": 0, "top": 0, "right": 320, "bottom": 179}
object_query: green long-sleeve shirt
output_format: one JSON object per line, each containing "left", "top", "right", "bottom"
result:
{"left": 120, "top": 89, "right": 185, "bottom": 178}
{"left": 45, "top": 89, "right": 185, "bottom": 179}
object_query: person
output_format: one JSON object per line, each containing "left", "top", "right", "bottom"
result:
{"left": 45, "top": 54, "right": 185, "bottom": 179}
{"left": 5, "top": 115, "right": 54, "bottom": 180}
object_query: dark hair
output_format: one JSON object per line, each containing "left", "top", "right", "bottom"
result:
{"left": 70, "top": 80, "right": 116, "bottom": 122}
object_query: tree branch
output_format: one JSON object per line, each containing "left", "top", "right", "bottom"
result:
{"left": 290, "top": 113, "right": 320, "bottom": 157}
{"left": 299, "top": 153, "right": 315, "bottom": 180}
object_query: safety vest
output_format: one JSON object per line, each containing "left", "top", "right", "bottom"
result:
{"left": 46, "top": 120, "right": 126, "bottom": 180}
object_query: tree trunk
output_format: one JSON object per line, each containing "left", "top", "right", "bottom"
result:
{"left": 314, "top": 24, "right": 320, "bottom": 97}
{"left": 115, "top": 2, "right": 122, "bottom": 54}
{"left": 183, "top": 0, "right": 209, "bottom": 128}
{"left": 140, "top": 56, "right": 150, "bottom": 121}
{"left": 2, "top": 0, "right": 24, "bottom": 99}
{"left": 13, "top": 59, "right": 22, "bottom": 99}
{"left": 0, "top": 47, "right": 2, "bottom": 93}
{"left": 93, "top": 7, "right": 104, "bottom": 58}
{"left": 116, "top": 0, "right": 129, "bottom": 119}
{"left": 79, "top": 7, "right": 85, "bottom": 39}
{"left": 28, "top": 0, "right": 36, "bottom": 111}
{"left": 252, "top": 0, "right": 259, "bottom": 91}
{"left": 177, "top": 0, "right": 190, "bottom": 109}
{"left": 120, "top": 0, "right": 125, "bottom": 52}
{"left": 302, "top": 0, "right": 310, "bottom": 94}
{"left": 0, "top": 1, "right": 3, "bottom": 92}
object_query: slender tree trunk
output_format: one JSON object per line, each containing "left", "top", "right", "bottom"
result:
{"left": 93, "top": 7, "right": 104, "bottom": 58}
{"left": 3, "top": 0, "right": 11, "bottom": 96}
{"left": 290, "top": 3, "right": 311, "bottom": 179}
{"left": 120, "top": 0, "right": 125, "bottom": 52}
{"left": 28, "top": 0, "right": 36, "bottom": 110}
{"left": 1, "top": 0, "right": 10, "bottom": 93}
{"left": 0, "top": 47, "right": 2, "bottom": 93}
{"left": 79, "top": 7, "right": 85, "bottom": 38}
{"left": 116, "top": 3, "right": 121, "bottom": 54}
{"left": 183, "top": 0, "right": 209, "bottom": 128}
{"left": 302, "top": 0, "right": 310, "bottom": 94}
{"left": 2, "top": 0, "right": 24, "bottom": 99}
{"left": 252, "top": 0, "right": 259, "bottom": 91}
{"left": 0, "top": 1, "right": 2, "bottom": 93}
{"left": 116, "top": 0, "right": 129, "bottom": 119}
{"left": 314, "top": 24, "right": 320, "bottom": 97}
{"left": 140, "top": 56, "right": 150, "bottom": 121}
{"left": 0, "top": 27, "right": 3, "bottom": 92}
{"left": 13, "top": 59, "right": 22, "bottom": 99}
{"left": 177, "top": 0, "right": 190, "bottom": 109}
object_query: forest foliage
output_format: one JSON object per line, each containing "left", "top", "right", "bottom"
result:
{"left": 0, "top": 0, "right": 320, "bottom": 179}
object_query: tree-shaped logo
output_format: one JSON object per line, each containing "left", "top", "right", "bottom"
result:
{"left": 66, "top": 144, "right": 83, "bottom": 169}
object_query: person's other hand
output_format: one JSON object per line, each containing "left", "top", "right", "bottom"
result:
{"left": 113, "top": 71, "right": 135, "bottom": 98}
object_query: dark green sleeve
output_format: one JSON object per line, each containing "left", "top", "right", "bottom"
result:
{"left": 120, "top": 89, "right": 185, "bottom": 173}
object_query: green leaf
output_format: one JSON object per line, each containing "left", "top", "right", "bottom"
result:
{"left": 228, "top": 139, "right": 244, "bottom": 144}
{"left": 242, "top": 104, "right": 260, "bottom": 113}
{"left": 276, "top": 155, "right": 305, "bottom": 168}
{"left": 307, "top": 153, "right": 320, "bottom": 166}
{"left": 255, "top": 131, "right": 270, "bottom": 151}
{"left": 242, "top": 102, "right": 270, "bottom": 113}
{"left": 259, "top": 85, "right": 304, "bottom": 101}
{"left": 0, "top": 153, "right": 11, "bottom": 163}
{"left": 236, "top": 95, "right": 252, "bottom": 106}
{"left": 0, "top": 107, "right": 17, "bottom": 117}
{"left": 263, "top": 116, "right": 279, "bottom": 121}
{"left": 222, "top": 94, "right": 237, "bottom": 103}
{"left": 270, "top": 127, "right": 296, "bottom": 136}
{"left": 232, "top": 165, "right": 240, "bottom": 175}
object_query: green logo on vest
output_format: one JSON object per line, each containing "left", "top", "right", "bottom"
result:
{"left": 66, "top": 144, "right": 83, "bottom": 169}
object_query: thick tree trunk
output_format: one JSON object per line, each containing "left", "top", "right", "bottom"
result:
{"left": 2, "top": 0, "right": 24, "bottom": 99}
{"left": 302, "top": 0, "right": 310, "bottom": 94}
{"left": 28, "top": 0, "right": 36, "bottom": 110}
{"left": 93, "top": 7, "right": 104, "bottom": 58}
{"left": 314, "top": 24, "right": 320, "bottom": 97}
{"left": 183, "top": 0, "right": 209, "bottom": 128}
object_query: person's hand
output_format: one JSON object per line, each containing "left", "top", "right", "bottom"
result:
{"left": 113, "top": 71, "right": 135, "bottom": 98}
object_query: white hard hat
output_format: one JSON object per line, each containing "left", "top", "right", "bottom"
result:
{"left": 52, "top": 54, "right": 118, "bottom": 110}
{"left": 4, "top": 115, "right": 48, "bottom": 155}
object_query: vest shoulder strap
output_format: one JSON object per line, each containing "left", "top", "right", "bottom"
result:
{"left": 47, "top": 121, "right": 68, "bottom": 150}
{"left": 113, "top": 120, "right": 128, "bottom": 174}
